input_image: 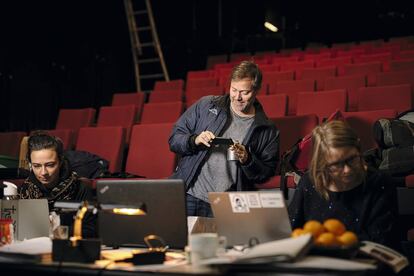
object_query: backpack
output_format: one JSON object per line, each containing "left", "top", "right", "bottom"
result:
{"left": 373, "top": 115, "right": 414, "bottom": 149}
{"left": 370, "top": 109, "right": 414, "bottom": 177}
{"left": 64, "top": 150, "right": 109, "bottom": 179}
{"left": 279, "top": 110, "right": 344, "bottom": 199}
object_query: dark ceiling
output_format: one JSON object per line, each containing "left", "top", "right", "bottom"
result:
{"left": 0, "top": 0, "right": 413, "bottom": 132}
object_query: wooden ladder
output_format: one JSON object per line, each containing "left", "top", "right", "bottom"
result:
{"left": 124, "top": 0, "right": 169, "bottom": 91}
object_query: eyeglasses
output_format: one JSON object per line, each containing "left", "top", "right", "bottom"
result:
{"left": 326, "top": 155, "right": 362, "bottom": 173}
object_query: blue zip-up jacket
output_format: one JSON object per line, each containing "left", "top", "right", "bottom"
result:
{"left": 169, "top": 95, "right": 280, "bottom": 191}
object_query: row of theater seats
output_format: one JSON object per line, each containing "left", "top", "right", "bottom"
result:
{"left": 1, "top": 36, "right": 413, "bottom": 184}
{"left": 0, "top": 123, "right": 176, "bottom": 180}
{"left": 256, "top": 83, "right": 412, "bottom": 119}
{"left": 4, "top": 108, "right": 410, "bottom": 187}
{"left": 1, "top": 88, "right": 411, "bottom": 179}
{"left": 259, "top": 109, "right": 414, "bottom": 190}
{"left": 207, "top": 35, "right": 414, "bottom": 67}
{"left": 45, "top": 97, "right": 182, "bottom": 150}
{"left": 147, "top": 38, "right": 414, "bottom": 116}
{"left": 191, "top": 58, "right": 414, "bottom": 91}
{"left": 137, "top": 70, "right": 414, "bottom": 116}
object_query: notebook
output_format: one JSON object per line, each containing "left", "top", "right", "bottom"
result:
{"left": 96, "top": 179, "right": 188, "bottom": 249}
{"left": 208, "top": 191, "right": 292, "bottom": 247}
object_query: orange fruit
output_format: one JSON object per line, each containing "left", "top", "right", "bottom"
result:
{"left": 323, "top": 218, "right": 346, "bottom": 236}
{"left": 315, "top": 232, "right": 339, "bottom": 247}
{"left": 337, "top": 231, "right": 358, "bottom": 246}
{"left": 303, "top": 220, "right": 325, "bottom": 238}
{"left": 291, "top": 228, "right": 306, "bottom": 238}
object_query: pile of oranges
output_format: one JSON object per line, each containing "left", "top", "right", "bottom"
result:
{"left": 291, "top": 218, "right": 358, "bottom": 247}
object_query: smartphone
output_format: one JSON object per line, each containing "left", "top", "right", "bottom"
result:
{"left": 211, "top": 137, "right": 234, "bottom": 145}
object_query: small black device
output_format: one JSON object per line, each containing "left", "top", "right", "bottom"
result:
{"left": 211, "top": 137, "right": 234, "bottom": 145}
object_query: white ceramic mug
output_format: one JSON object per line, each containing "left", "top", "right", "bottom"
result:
{"left": 188, "top": 233, "right": 226, "bottom": 264}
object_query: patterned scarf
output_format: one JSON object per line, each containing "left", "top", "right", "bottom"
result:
{"left": 18, "top": 159, "right": 80, "bottom": 210}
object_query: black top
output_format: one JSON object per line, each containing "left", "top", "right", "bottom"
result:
{"left": 18, "top": 159, "right": 96, "bottom": 238}
{"left": 288, "top": 168, "right": 398, "bottom": 247}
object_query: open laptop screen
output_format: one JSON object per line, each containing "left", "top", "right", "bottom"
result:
{"left": 209, "top": 191, "right": 292, "bottom": 247}
{"left": 97, "top": 179, "right": 187, "bottom": 249}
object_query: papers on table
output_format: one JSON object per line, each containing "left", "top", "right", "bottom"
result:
{"left": 0, "top": 237, "right": 51, "bottom": 255}
{"left": 201, "top": 234, "right": 376, "bottom": 271}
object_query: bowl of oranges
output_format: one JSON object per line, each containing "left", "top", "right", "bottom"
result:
{"left": 291, "top": 218, "right": 359, "bottom": 258}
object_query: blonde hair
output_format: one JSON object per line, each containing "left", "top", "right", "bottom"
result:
{"left": 309, "top": 120, "right": 364, "bottom": 200}
{"left": 230, "top": 60, "right": 262, "bottom": 92}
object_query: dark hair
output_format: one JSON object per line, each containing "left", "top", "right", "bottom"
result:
{"left": 27, "top": 131, "right": 64, "bottom": 163}
{"left": 230, "top": 60, "right": 262, "bottom": 92}
{"left": 310, "top": 120, "right": 364, "bottom": 199}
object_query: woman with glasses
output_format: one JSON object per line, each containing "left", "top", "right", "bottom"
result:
{"left": 288, "top": 120, "right": 398, "bottom": 246}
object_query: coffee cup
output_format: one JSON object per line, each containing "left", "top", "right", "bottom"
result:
{"left": 188, "top": 233, "right": 226, "bottom": 265}
{"left": 227, "top": 147, "right": 238, "bottom": 161}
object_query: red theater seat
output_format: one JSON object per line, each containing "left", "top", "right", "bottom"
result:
{"left": 259, "top": 114, "right": 319, "bottom": 189}
{"left": 270, "top": 79, "right": 315, "bottom": 115}
{"left": 186, "top": 78, "right": 218, "bottom": 90}
{"left": 272, "top": 114, "right": 319, "bottom": 156}
{"left": 296, "top": 89, "right": 347, "bottom": 121}
{"left": 316, "top": 56, "right": 352, "bottom": 76}
{"left": 37, "top": 129, "right": 74, "bottom": 150}
{"left": 324, "top": 75, "right": 366, "bottom": 112}
{"left": 0, "top": 131, "right": 26, "bottom": 158}
{"left": 343, "top": 62, "right": 383, "bottom": 86}
{"left": 390, "top": 59, "right": 414, "bottom": 72}
{"left": 354, "top": 53, "right": 392, "bottom": 71}
{"left": 149, "top": 89, "right": 183, "bottom": 103}
{"left": 55, "top": 108, "right": 96, "bottom": 145}
{"left": 256, "top": 94, "right": 288, "bottom": 118}
{"left": 357, "top": 84, "right": 412, "bottom": 114}
{"left": 262, "top": 71, "right": 295, "bottom": 95}
{"left": 186, "top": 86, "right": 223, "bottom": 104}
{"left": 301, "top": 66, "right": 337, "bottom": 90}
{"left": 280, "top": 60, "right": 315, "bottom": 79}
{"left": 376, "top": 70, "right": 414, "bottom": 88}
{"left": 154, "top": 79, "right": 184, "bottom": 91}
{"left": 397, "top": 51, "right": 414, "bottom": 60}
{"left": 187, "top": 70, "right": 215, "bottom": 79}
{"left": 126, "top": 123, "right": 176, "bottom": 179}
{"left": 76, "top": 126, "right": 125, "bottom": 173}
{"left": 97, "top": 105, "right": 138, "bottom": 144}
{"left": 112, "top": 92, "right": 145, "bottom": 108}
{"left": 140, "top": 102, "right": 183, "bottom": 124}
{"left": 56, "top": 108, "right": 96, "bottom": 131}
{"left": 344, "top": 109, "right": 397, "bottom": 151}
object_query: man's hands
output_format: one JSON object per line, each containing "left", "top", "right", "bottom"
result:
{"left": 231, "top": 142, "right": 249, "bottom": 164}
{"left": 195, "top": 132, "right": 249, "bottom": 164}
{"left": 195, "top": 131, "right": 216, "bottom": 147}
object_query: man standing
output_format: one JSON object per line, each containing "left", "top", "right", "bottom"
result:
{"left": 169, "top": 61, "right": 279, "bottom": 217}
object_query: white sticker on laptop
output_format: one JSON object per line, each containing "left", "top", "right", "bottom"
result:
{"left": 229, "top": 193, "right": 250, "bottom": 213}
{"left": 245, "top": 193, "right": 261, "bottom": 208}
{"left": 259, "top": 192, "right": 285, "bottom": 208}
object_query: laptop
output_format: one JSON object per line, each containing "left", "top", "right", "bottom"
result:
{"left": 96, "top": 179, "right": 188, "bottom": 249}
{"left": 0, "top": 199, "right": 50, "bottom": 240}
{"left": 208, "top": 191, "right": 292, "bottom": 247}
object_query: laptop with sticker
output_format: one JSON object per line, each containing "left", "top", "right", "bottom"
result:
{"left": 208, "top": 191, "right": 292, "bottom": 247}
